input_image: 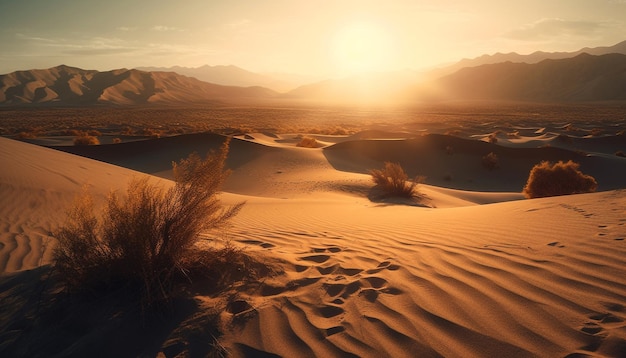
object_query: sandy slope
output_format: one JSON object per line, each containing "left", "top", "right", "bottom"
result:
{"left": 1, "top": 135, "right": 625, "bottom": 357}
{"left": 0, "top": 137, "right": 169, "bottom": 273}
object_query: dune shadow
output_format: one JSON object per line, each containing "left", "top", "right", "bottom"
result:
{"left": 0, "top": 266, "right": 220, "bottom": 358}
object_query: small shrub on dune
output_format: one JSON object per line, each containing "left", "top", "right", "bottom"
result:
{"left": 482, "top": 152, "right": 499, "bottom": 170}
{"left": 369, "top": 162, "right": 423, "bottom": 198}
{"left": 54, "top": 140, "right": 244, "bottom": 306}
{"left": 74, "top": 135, "right": 100, "bottom": 146}
{"left": 112, "top": 137, "right": 122, "bottom": 144}
{"left": 523, "top": 160, "right": 597, "bottom": 199}
{"left": 296, "top": 136, "right": 319, "bottom": 148}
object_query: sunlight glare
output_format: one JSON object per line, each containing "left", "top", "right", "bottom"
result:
{"left": 331, "top": 22, "right": 395, "bottom": 76}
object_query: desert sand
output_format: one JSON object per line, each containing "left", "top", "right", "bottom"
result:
{"left": 1, "top": 124, "right": 625, "bottom": 357}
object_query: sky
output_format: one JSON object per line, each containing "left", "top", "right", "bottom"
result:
{"left": 0, "top": 0, "right": 625, "bottom": 78}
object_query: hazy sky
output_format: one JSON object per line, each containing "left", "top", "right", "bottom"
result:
{"left": 1, "top": 0, "right": 625, "bottom": 78}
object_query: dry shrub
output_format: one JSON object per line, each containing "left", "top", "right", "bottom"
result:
{"left": 482, "top": 152, "right": 499, "bottom": 170}
{"left": 523, "top": 160, "right": 597, "bottom": 199}
{"left": 17, "top": 131, "right": 37, "bottom": 139}
{"left": 296, "top": 136, "right": 319, "bottom": 148}
{"left": 54, "top": 140, "right": 244, "bottom": 306}
{"left": 74, "top": 135, "right": 100, "bottom": 145}
{"left": 112, "top": 137, "right": 122, "bottom": 144}
{"left": 369, "top": 162, "right": 423, "bottom": 198}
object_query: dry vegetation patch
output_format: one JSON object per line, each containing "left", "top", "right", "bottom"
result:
{"left": 523, "top": 160, "right": 597, "bottom": 198}
{"left": 53, "top": 140, "right": 246, "bottom": 307}
{"left": 369, "top": 162, "right": 424, "bottom": 198}
{"left": 296, "top": 136, "right": 319, "bottom": 148}
{"left": 73, "top": 135, "right": 100, "bottom": 145}
{"left": 482, "top": 152, "right": 499, "bottom": 170}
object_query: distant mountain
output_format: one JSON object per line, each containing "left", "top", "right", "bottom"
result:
{"left": 136, "top": 65, "right": 302, "bottom": 92}
{"left": 428, "top": 40, "right": 626, "bottom": 79}
{"left": 428, "top": 53, "right": 626, "bottom": 102}
{"left": 0, "top": 65, "right": 278, "bottom": 105}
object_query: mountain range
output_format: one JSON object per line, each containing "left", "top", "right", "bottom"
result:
{"left": 429, "top": 53, "right": 626, "bottom": 102}
{"left": 0, "top": 65, "right": 277, "bottom": 105}
{"left": 428, "top": 40, "right": 626, "bottom": 79}
{"left": 1, "top": 41, "right": 626, "bottom": 106}
{"left": 136, "top": 65, "right": 307, "bottom": 92}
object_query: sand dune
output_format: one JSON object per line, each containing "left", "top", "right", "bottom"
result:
{"left": 1, "top": 133, "right": 625, "bottom": 357}
{"left": 51, "top": 131, "right": 626, "bottom": 195}
{"left": 0, "top": 137, "right": 169, "bottom": 273}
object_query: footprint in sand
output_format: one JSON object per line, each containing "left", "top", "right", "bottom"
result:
{"left": 318, "top": 305, "right": 345, "bottom": 318}
{"left": 362, "top": 276, "right": 388, "bottom": 289}
{"left": 311, "top": 246, "right": 342, "bottom": 253}
{"left": 323, "top": 280, "right": 363, "bottom": 298}
{"left": 325, "top": 326, "right": 345, "bottom": 337}
{"left": 316, "top": 264, "right": 363, "bottom": 276}
{"left": 548, "top": 241, "right": 565, "bottom": 248}
{"left": 300, "top": 254, "right": 330, "bottom": 263}
{"left": 295, "top": 264, "right": 309, "bottom": 272}
{"left": 359, "top": 288, "right": 379, "bottom": 302}
{"left": 580, "top": 322, "right": 603, "bottom": 335}
{"left": 238, "top": 239, "right": 276, "bottom": 249}
{"left": 365, "top": 260, "right": 400, "bottom": 274}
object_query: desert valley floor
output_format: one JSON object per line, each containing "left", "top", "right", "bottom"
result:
{"left": 1, "top": 106, "right": 626, "bottom": 357}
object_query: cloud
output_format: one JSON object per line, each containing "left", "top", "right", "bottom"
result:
{"left": 116, "top": 26, "right": 137, "bottom": 32}
{"left": 15, "top": 33, "right": 57, "bottom": 43}
{"left": 16, "top": 33, "right": 137, "bottom": 56}
{"left": 151, "top": 25, "right": 183, "bottom": 32}
{"left": 505, "top": 18, "right": 605, "bottom": 40}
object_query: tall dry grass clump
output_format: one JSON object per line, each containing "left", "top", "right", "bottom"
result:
{"left": 369, "top": 162, "right": 423, "bottom": 198}
{"left": 54, "top": 139, "right": 243, "bottom": 305}
{"left": 523, "top": 160, "right": 597, "bottom": 198}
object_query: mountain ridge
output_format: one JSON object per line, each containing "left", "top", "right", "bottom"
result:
{"left": 0, "top": 65, "right": 278, "bottom": 106}
{"left": 136, "top": 64, "right": 301, "bottom": 92}
{"left": 428, "top": 52, "right": 626, "bottom": 102}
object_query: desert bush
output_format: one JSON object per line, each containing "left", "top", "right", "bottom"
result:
{"left": 54, "top": 139, "right": 244, "bottom": 306}
{"left": 74, "top": 135, "right": 100, "bottom": 145}
{"left": 296, "top": 136, "right": 319, "bottom": 148}
{"left": 112, "top": 137, "right": 122, "bottom": 144}
{"left": 369, "top": 162, "right": 423, "bottom": 198}
{"left": 522, "top": 160, "right": 597, "bottom": 199}
{"left": 17, "top": 131, "right": 38, "bottom": 139}
{"left": 87, "top": 130, "right": 102, "bottom": 136}
{"left": 482, "top": 152, "right": 499, "bottom": 170}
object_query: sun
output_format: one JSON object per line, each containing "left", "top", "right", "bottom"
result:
{"left": 331, "top": 22, "right": 394, "bottom": 76}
